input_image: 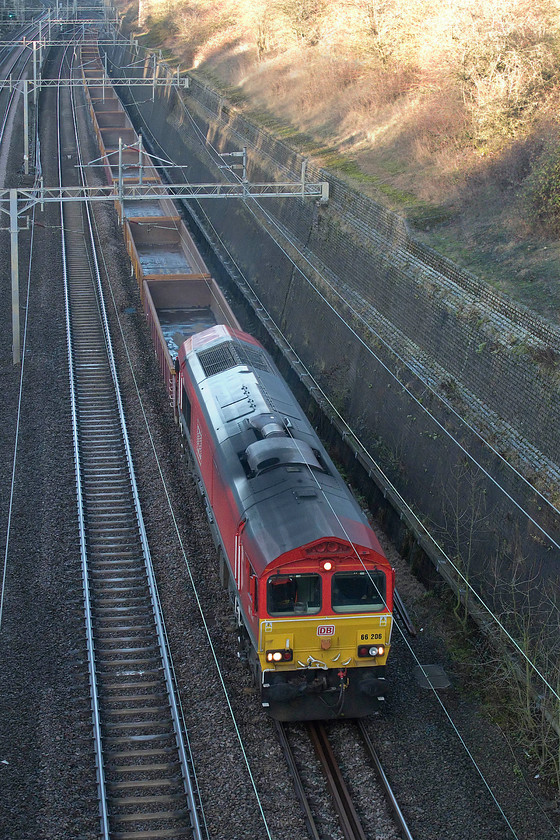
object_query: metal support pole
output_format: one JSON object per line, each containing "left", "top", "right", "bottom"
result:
{"left": 301, "top": 158, "right": 307, "bottom": 197}
{"left": 138, "top": 132, "right": 143, "bottom": 186}
{"left": 10, "top": 189, "right": 20, "bottom": 366}
{"left": 118, "top": 136, "right": 123, "bottom": 223}
{"left": 32, "top": 41, "right": 37, "bottom": 104}
{"left": 23, "top": 80, "right": 29, "bottom": 175}
{"left": 152, "top": 54, "right": 156, "bottom": 100}
{"left": 242, "top": 147, "right": 248, "bottom": 194}
{"left": 48, "top": 9, "right": 51, "bottom": 42}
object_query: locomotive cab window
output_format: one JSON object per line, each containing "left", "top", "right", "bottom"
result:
{"left": 331, "top": 571, "right": 385, "bottom": 613}
{"left": 267, "top": 574, "right": 321, "bottom": 616}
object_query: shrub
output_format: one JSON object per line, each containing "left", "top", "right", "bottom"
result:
{"left": 524, "top": 139, "right": 560, "bottom": 232}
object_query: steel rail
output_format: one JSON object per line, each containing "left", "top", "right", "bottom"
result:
{"left": 0, "top": 21, "right": 44, "bottom": 154}
{"left": 275, "top": 719, "right": 416, "bottom": 840}
{"left": 273, "top": 722, "right": 321, "bottom": 840}
{"left": 69, "top": 44, "right": 204, "bottom": 838}
{"left": 71, "top": 42, "right": 205, "bottom": 839}
{"left": 357, "top": 720, "right": 415, "bottom": 840}
{"left": 393, "top": 588, "right": 417, "bottom": 637}
{"left": 307, "top": 721, "right": 368, "bottom": 840}
{"left": 74, "top": 41, "right": 206, "bottom": 838}
{"left": 56, "top": 40, "right": 111, "bottom": 840}
{"left": 51, "top": 36, "right": 205, "bottom": 840}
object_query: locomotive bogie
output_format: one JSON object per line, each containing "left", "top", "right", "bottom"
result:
{"left": 262, "top": 666, "right": 388, "bottom": 721}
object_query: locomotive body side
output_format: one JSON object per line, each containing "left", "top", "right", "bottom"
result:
{"left": 178, "top": 325, "right": 395, "bottom": 721}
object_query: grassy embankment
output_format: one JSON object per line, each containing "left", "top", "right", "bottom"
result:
{"left": 117, "top": 0, "right": 560, "bottom": 320}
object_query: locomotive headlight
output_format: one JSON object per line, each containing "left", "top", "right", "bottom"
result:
{"left": 266, "top": 649, "right": 294, "bottom": 663}
{"left": 323, "top": 561, "right": 333, "bottom": 571}
{"left": 358, "top": 644, "right": 385, "bottom": 658}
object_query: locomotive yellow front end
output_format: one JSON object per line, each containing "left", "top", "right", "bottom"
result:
{"left": 258, "top": 565, "right": 393, "bottom": 720}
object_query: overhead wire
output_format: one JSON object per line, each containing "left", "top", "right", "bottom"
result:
{"left": 102, "top": 46, "right": 558, "bottom": 837}
{"left": 179, "top": 87, "right": 560, "bottom": 528}
{"left": 115, "top": 51, "right": 560, "bottom": 667}
{"left": 166, "top": 87, "right": 560, "bottom": 629}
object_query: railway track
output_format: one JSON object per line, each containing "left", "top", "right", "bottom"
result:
{"left": 0, "top": 19, "right": 46, "bottom": 178}
{"left": 276, "top": 719, "right": 414, "bottom": 840}
{"left": 55, "top": 43, "right": 204, "bottom": 840}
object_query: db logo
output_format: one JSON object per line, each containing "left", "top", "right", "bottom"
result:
{"left": 317, "top": 625, "right": 335, "bottom": 637}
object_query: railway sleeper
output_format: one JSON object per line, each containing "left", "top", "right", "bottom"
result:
{"left": 111, "top": 829, "right": 194, "bottom": 840}
{"left": 103, "top": 733, "right": 176, "bottom": 747}
{"left": 109, "top": 808, "right": 191, "bottom": 823}
{"left": 110, "top": 793, "right": 187, "bottom": 807}
{"left": 103, "top": 705, "right": 170, "bottom": 717}
{"left": 104, "top": 746, "right": 180, "bottom": 761}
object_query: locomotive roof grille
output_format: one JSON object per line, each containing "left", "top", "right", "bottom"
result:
{"left": 245, "top": 438, "right": 323, "bottom": 477}
{"left": 238, "top": 343, "right": 271, "bottom": 372}
{"left": 197, "top": 340, "right": 271, "bottom": 378}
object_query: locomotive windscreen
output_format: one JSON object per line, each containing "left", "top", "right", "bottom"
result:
{"left": 331, "top": 571, "right": 386, "bottom": 613}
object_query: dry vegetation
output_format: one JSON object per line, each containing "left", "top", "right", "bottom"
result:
{"left": 120, "top": 0, "right": 560, "bottom": 316}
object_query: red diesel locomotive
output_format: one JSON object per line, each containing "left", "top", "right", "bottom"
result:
{"left": 177, "top": 324, "right": 394, "bottom": 721}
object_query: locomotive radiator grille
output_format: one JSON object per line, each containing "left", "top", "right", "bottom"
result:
{"left": 197, "top": 340, "right": 272, "bottom": 377}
